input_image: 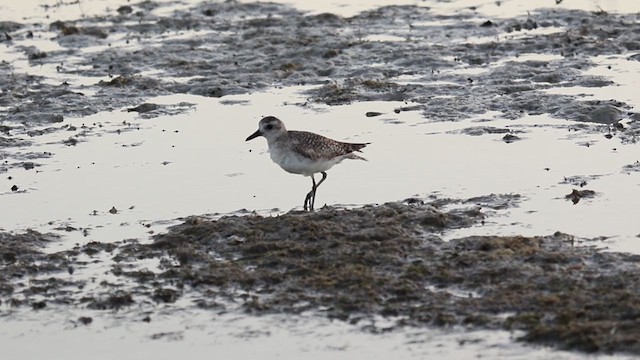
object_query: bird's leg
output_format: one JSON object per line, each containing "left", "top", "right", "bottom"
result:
{"left": 310, "top": 172, "right": 327, "bottom": 211}
{"left": 304, "top": 174, "right": 317, "bottom": 211}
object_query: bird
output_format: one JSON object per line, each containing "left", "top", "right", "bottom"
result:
{"left": 246, "top": 116, "right": 369, "bottom": 211}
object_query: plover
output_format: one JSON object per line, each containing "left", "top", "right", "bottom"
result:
{"left": 246, "top": 116, "right": 369, "bottom": 211}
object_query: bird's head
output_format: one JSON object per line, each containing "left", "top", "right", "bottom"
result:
{"left": 246, "top": 116, "right": 287, "bottom": 141}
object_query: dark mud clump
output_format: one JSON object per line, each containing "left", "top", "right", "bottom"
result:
{"left": 85, "top": 291, "right": 134, "bottom": 310}
{"left": 105, "top": 201, "right": 640, "bottom": 355}
{"left": 565, "top": 189, "right": 597, "bottom": 204}
{"left": 0, "top": 230, "right": 73, "bottom": 305}
{"left": 0, "top": 232, "right": 121, "bottom": 308}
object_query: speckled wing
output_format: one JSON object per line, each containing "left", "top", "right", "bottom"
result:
{"left": 287, "top": 131, "right": 368, "bottom": 161}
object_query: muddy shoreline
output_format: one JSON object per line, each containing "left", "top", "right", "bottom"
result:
{"left": 2, "top": 3, "right": 639, "bottom": 132}
{"left": 2, "top": 0, "right": 640, "bottom": 356}
{"left": 2, "top": 198, "right": 640, "bottom": 354}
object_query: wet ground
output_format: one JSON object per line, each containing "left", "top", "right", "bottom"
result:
{"left": 2, "top": 1, "right": 640, "bottom": 129}
{"left": 3, "top": 198, "right": 640, "bottom": 355}
{"left": 1, "top": 0, "right": 640, "bottom": 358}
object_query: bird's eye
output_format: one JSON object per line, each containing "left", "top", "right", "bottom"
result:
{"left": 265, "top": 124, "right": 274, "bottom": 130}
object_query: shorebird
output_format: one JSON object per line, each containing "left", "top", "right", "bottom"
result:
{"left": 246, "top": 116, "right": 369, "bottom": 211}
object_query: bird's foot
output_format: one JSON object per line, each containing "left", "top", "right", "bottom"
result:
{"left": 304, "top": 190, "right": 315, "bottom": 211}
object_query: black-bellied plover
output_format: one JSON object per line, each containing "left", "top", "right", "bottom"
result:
{"left": 246, "top": 116, "right": 369, "bottom": 211}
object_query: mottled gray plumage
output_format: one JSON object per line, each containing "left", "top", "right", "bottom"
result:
{"left": 246, "top": 116, "right": 369, "bottom": 211}
{"left": 279, "top": 130, "right": 367, "bottom": 162}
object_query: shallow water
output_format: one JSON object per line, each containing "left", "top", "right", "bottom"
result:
{"left": 1, "top": 0, "right": 640, "bottom": 358}
{"left": 3, "top": 85, "right": 638, "bottom": 252}
{"left": 6, "top": 307, "right": 625, "bottom": 360}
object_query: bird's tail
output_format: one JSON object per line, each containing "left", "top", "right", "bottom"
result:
{"left": 347, "top": 142, "right": 370, "bottom": 153}
{"left": 341, "top": 141, "right": 369, "bottom": 161}
{"left": 346, "top": 153, "right": 368, "bottom": 161}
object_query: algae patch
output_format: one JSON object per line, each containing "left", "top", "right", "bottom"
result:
{"left": 113, "top": 201, "right": 640, "bottom": 355}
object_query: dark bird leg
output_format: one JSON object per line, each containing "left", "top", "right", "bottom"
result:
{"left": 304, "top": 174, "right": 316, "bottom": 211}
{"left": 303, "top": 172, "right": 328, "bottom": 211}
{"left": 310, "top": 172, "right": 328, "bottom": 211}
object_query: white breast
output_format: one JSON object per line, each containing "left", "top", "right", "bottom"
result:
{"left": 269, "top": 146, "right": 342, "bottom": 176}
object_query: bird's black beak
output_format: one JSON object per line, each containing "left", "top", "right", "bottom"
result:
{"left": 246, "top": 129, "right": 262, "bottom": 141}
